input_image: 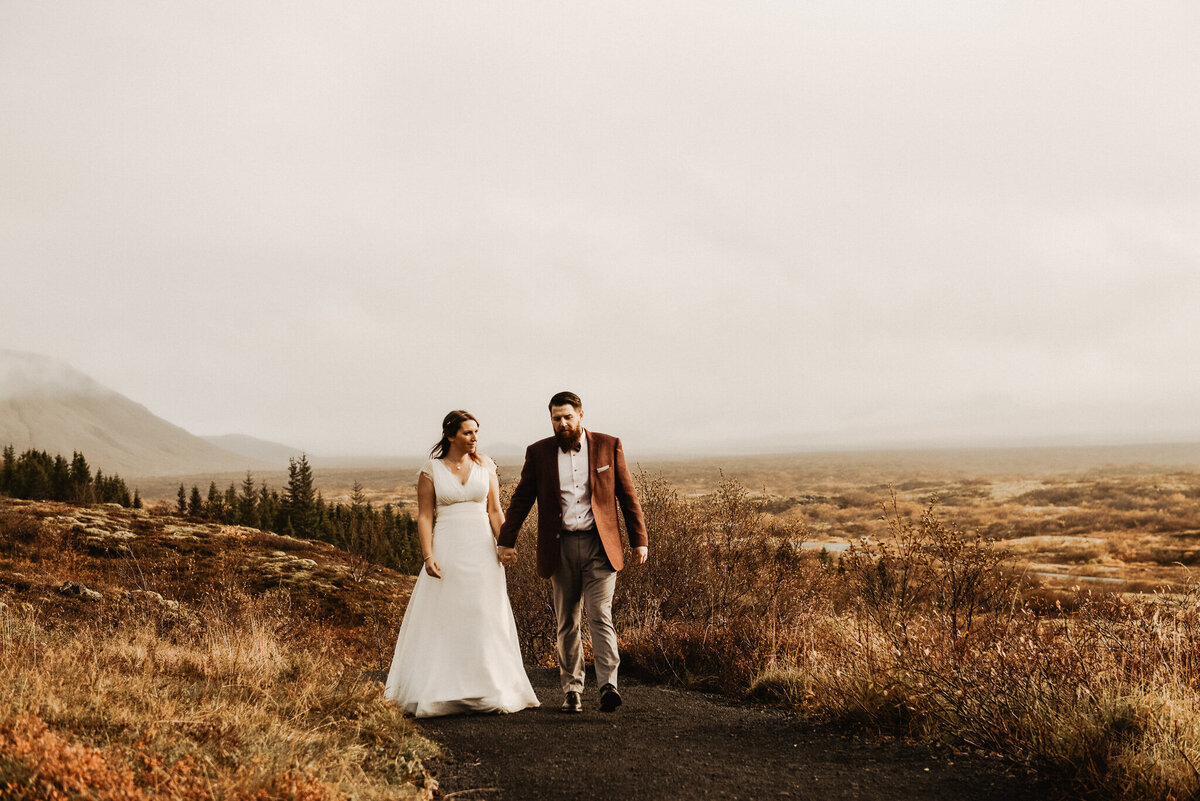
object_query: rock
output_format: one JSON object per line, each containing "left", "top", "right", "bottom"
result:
{"left": 58, "top": 581, "right": 103, "bottom": 602}
{"left": 85, "top": 537, "right": 132, "bottom": 556}
{"left": 125, "top": 589, "right": 181, "bottom": 613}
{"left": 161, "top": 526, "right": 200, "bottom": 540}
{"left": 84, "top": 528, "right": 135, "bottom": 541}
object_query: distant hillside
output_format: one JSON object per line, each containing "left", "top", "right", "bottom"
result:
{"left": 0, "top": 350, "right": 268, "bottom": 478}
{"left": 202, "top": 433, "right": 305, "bottom": 465}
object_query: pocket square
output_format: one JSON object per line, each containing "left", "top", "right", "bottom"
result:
{"left": 596, "top": 465, "right": 611, "bottom": 473}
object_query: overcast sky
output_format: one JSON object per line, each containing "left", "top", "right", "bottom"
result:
{"left": 2, "top": 1, "right": 1198, "bottom": 458}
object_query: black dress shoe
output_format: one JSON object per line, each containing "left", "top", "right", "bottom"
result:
{"left": 561, "top": 691, "right": 582, "bottom": 713}
{"left": 599, "top": 683, "right": 622, "bottom": 712}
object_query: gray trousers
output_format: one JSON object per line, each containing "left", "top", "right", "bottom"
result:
{"left": 551, "top": 529, "right": 619, "bottom": 693}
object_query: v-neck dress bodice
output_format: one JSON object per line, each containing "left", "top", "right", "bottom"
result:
{"left": 428, "top": 457, "right": 488, "bottom": 506}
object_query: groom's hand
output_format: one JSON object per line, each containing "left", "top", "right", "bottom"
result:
{"left": 498, "top": 546, "right": 518, "bottom": 566}
{"left": 634, "top": 546, "right": 648, "bottom": 565}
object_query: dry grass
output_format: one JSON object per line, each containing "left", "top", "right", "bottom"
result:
{"left": 0, "top": 501, "right": 435, "bottom": 801}
{"left": 11, "top": 451, "right": 1200, "bottom": 799}
{"left": 503, "top": 469, "right": 1200, "bottom": 800}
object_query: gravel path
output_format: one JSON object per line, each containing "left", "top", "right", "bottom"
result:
{"left": 415, "top": 666, "right": 1054, "bottom": 800}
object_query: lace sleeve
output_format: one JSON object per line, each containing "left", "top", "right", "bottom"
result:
{"left": 481, "top": 455, "right": 498, "bottom": 475}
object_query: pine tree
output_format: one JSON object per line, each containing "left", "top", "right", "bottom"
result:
{"left": 50, "top": 454, "right": 71, "bottom": 500}
{"left": 70, "top": 452, "right": 93, "bottom": 504}
{"left": 205, "top": 481, "right": 221, "bottom": 520}
{"left": 188, "top": 485, "right": 203, "bottom": 518}
{"left": 239, "top": 471, "right": 257, "bottom": 528}
{"left": 132, "top": 489, "right": 143, "bottom": 509}
{"left": 224, "top": 483, "right": 238, "bottom": 523}
{"left": 1, "top": 444, "right": 15, "bottom": 494}
{"left": 177, "top": 484, "right": 188, "bottom": 515}
{"left": 13, "top": 450, "right": 53, "bottom": 500}
{"left": 392, "top": 509, "right": 421, "bottom": 574}
{"left": 284, "top": 454, "right": 316, "bottom": 537}
{"left": 258, "top": 485, "right": 277, "bottom": 531}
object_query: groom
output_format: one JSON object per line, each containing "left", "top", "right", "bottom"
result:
{"left": 498, "top": 391, "right": 649, "bottom": 714}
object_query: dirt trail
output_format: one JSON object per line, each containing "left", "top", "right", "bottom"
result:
{"left": 414, "top": 667, "right": 1054, "bottom": 800}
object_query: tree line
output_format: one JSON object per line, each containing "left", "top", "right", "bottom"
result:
{"left": 0, "top": 445, "right": 140, "bottom": 507}
{"left": 0, "top": 446, "right": 421, "bottom": 576}
{"left": 174, "top": 454, "right": 423, "bottom": 575}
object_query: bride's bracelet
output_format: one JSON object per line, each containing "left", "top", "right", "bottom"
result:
{"left": 423, "top": 555, "right": 433, "bottom": 563}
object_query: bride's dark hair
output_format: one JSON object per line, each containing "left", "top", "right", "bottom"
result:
{"left": 429, "top": 410, "right": 483, "bottom": 462}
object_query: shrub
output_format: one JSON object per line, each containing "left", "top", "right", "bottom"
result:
{"left": 0, "top": 508, "right": 42, "bottom": 556}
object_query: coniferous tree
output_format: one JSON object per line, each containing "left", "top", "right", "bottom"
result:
{"left": 336, "top": 480, "right": 368, "bottom": 558}
{"left": 315, "top": 491, "right": 332, "bottom": 541}
{"left": 69, "top": 451, "right": 90, "bottom": 485}
{"left": 177, "top": 484, "right": 188, "bottom": 515}
{"left": 284, "top": 454, "right": 316, "bottom": 537}
{"left": 223, "top": 483, "right": 237, "bottom": 522}
{"left": 1, "top": 444, "right": 15, "bottom": 494}
{"left": 50, "top": 454, "right": 71, "bottom": 500}
{"left": 205, "top": 481, "right": 222, "bottom": 520}
{"left": 133, "top": 489, "right": 143, "bottom": 509}
{"left": 70, "top": 450, "right": 95, "bottom": 501}
{"left": 188, "top": 485, "right": 203, "bottom": 518}
{"left": 258, "top": 485, "right": 278, "bottom": 531}
{"left": 239, "top": 471, "right": 258, "bottom": 528}
{"left": 70, "top": 451, "right": 93, "bottom": 504}
{"left": 392, "top": 508, "right": 421, "bottom": 574}
{"left": 0, "top": 446, "right": 130, "bottom": 507}
{"left": 94, "top": 471, "right": 132, "bottom": 506}
{"left": 14, "top": 450, "right": 53, "bottom": 500}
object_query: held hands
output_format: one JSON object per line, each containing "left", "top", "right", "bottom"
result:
{"left": 493, "top": 544, "right": 642, "bottom": 567}
{"left": 423, "top": 555, "right": 442, "bottom": 579}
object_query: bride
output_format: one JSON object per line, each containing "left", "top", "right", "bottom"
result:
{"left": 384, "top": 410, "right": 540, "bottom": 717}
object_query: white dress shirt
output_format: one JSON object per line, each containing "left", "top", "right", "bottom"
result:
{"left": 557, "top": 430, "right": 595, "bottom": 531}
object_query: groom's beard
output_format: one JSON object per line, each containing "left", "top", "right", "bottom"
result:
{"left": 555, "top": 427, "right": 582, "bottom": 452}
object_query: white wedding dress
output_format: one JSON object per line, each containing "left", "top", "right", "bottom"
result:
{"left": 383, "top": 456, "right": 540, "bottom": 717}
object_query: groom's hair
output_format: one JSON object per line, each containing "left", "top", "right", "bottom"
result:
{"left": 548, "top": 391, "right": 582, "bottom": 411}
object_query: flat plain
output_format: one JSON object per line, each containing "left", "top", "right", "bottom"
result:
{"left": 137, "top": 442, "right": 1200, "bottom": 599}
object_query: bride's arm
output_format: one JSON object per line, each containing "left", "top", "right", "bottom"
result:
{"left": 417, "top": 473, "right": 441, "bottom": 578}
{"left": 487, "top": 469, "right": 505, "bottom": 557}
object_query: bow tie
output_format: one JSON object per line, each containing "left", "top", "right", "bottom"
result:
{"left": 560, "top": 442, "right": 581, "bottom": 453}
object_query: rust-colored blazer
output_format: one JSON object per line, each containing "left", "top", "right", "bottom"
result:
{"left": 498, "top": 430, "right": 648, "bottom": 579}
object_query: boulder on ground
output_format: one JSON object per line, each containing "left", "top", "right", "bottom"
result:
{"left": 57, "top": 581, "right": 103, "bottom": 602}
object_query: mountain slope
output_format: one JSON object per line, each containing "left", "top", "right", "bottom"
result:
{"left": 202, "top": 433, "right": 305, "bottom": 465}
{"left": 0, "top": 350, "right": 268, "bottom": 477}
